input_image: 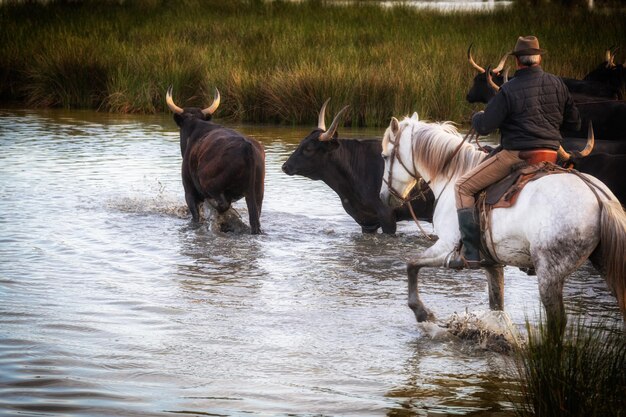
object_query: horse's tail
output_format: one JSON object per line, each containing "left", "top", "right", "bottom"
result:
{"left": 599, "top": 200, "right": 626, "bottom": 320}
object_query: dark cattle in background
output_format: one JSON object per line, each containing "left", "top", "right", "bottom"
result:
{"left": 466, "top": 45, "right": 620, "bottom": 104}
{"left": 467, "top": 46, "right": 626, "bottom": 140}
{"left": 559, "top": 99, "right": 626, "bottom": 140}
{"left": 563, "top": 137, "right": 626, "bottom": 155}
{"left": 281, "top": 100, "right": 434, "bottom": 234}
{"left": 166, "top": 87, "right": 265, "bottom": 234}
{"left": 583, "top": 48, "right": 625, "bottom": 99}
{"left": 566, "top": 152, "right": 626, "bottom": 203}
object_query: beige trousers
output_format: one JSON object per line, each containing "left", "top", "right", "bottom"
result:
{"left": 455, "top": 149, "right": 523, "bottom": 209}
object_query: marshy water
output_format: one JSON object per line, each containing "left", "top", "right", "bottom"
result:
{"left": 0, "top": 108, "right": 621, "bottom": 416}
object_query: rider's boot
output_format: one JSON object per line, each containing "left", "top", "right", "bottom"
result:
{"left": 446, "top": 207, "right": 482, "bottom": 270}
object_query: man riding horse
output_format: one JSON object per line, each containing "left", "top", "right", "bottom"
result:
{"left": 450, "top": 36, "right": 582, "bottom": 269}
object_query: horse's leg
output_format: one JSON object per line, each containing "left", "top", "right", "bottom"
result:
{"left": 534, "top": 256, "right": 570, "bottom": 339}
{"left": 407, "top": 262, "right": 434, "bottom": 322}
{"left": 484, "top": 265, "right": 505, "bottom": 310}
{"left": 406, "top": 242, "right": 456, "bottom": 322}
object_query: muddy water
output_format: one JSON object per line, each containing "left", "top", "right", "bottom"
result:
{"left": 0, "top": 108, "right": 620, "bottom": 416}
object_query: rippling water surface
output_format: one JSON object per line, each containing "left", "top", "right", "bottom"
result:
{"left": 0, "top": 108, "right": 620, "bottom": 416}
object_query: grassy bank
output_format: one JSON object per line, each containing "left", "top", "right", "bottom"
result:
{"left": 1, "top": 0, "right": 625, "bottom": 126}
{"left": 510, "top": 318, "right": 626, "bottom": 417}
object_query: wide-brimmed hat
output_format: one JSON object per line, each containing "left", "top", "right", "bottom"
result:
{"left": 509, "top": 36, "right": 546, "bottom": 56}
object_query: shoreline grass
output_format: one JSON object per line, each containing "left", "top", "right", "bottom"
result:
{"left": 1, "top": 0, "right": 625, "bottom": 126}
{"left": 509, "top": 317, "right": 626, "bottom": 417}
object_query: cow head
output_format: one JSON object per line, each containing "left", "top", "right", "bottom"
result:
{"left": 583, "top": 47, "right": 625, "bottom": 97}
{"left": 466, "top": 44, "right": 509, "bottom": 103}
{"left": 166, "top": 86, "right": 220, "bottom": 156}
{"left": 281, "top": 99, "right": 349, "bottom": 179}
{"left": 166, "top": 86, "right": 220, "bottom": 124}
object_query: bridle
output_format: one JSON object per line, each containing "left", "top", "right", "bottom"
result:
{"left": 382, "top": 123, "right": 479, "bottom": 239}
{"left": 382, "top": 124, "right": 432, "bottom": 239}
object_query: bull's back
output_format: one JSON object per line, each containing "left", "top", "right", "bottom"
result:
{"left": 188, "top": 131, "right": 264, "bottom": 199}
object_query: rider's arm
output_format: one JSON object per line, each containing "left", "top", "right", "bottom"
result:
{"left": 471, "top": 91, "right": 508, "bottom": 136}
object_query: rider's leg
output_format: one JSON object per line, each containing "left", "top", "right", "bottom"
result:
{"left": 448, "top": 150, "right": 523, "bottom": 269}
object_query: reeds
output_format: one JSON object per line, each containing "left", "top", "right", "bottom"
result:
{"left": 1, "top": 0, "right": 625, "bottom": 126}
{"left": 510, "top": 318, "right": 626, "bottom": 417}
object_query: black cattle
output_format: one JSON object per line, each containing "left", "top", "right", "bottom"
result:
{"left": 466, "top": 45, "right": 620, "bottom": 103}
{"left": 466, "top": 47, "right": 626, "bottom": 140}
{"left": 583, "top": 48, "right": 625, "bottom": 99}
{"left": 281, "top": 100, "right": 434, "bottom": 234}
{"left": 565, "top": 152, "right": 626, "bottom": 203}
{"left": 563, "top": 137, "right": 626, "bottom": 155}
{"left": 166, "top": 86, "right": 265, "bottom": 234}
{"left": 559, "top": 99, "right": 626, "bottom": 140}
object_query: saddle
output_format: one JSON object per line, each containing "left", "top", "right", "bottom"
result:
{"left": 474, "top": 149, "right": 569, "bottom": 270}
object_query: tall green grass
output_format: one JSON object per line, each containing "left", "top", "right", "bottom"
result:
{"left": 511, "top": 318, "right": 626, "bottom": 417}
{"left": 1, "top": 0, "right": 625, "bottom": 126}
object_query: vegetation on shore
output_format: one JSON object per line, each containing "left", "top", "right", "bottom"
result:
{"left": 510, "top": 318, "right": 626, "bottom": 417}
{"left": 1, "top": 0, "right": 624, "bottom": 126}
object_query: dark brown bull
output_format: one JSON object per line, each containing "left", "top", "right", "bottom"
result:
{"left": 166, "top": 86, "right": 265, "bottom": 234}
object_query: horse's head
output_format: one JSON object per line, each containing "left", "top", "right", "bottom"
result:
{"left": 380, "top": 114, "right": 421, "bottom": 208}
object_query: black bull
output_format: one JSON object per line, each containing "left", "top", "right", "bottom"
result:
{"left": 567, "top": 152, "right": 626, "bottom": 203}
{"left": 282, "top": 101, "right": 434, "bottom": 234}
{"left": 166, "top": 87, "right": 265, "bottom": 234}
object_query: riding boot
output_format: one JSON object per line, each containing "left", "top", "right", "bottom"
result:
{"left": 447, "top": 207, "right": 482, "bottom": 270}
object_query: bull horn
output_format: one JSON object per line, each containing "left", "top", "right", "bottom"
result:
{"left": 558, "top": 122, "right": 595, "bottom": 162}
{"left": 201, "top": 88, "right": 221, "bottom": 116}
{"left": 166, "top": 85, "right": 184, "bottom": 114}
{"left": 468, "top": 43, "right": 486, "bottom": 73}
{"left": 318, "top": 98, "right": 331, "bottom": 131}
{"left": 486, "top": 66, "right": 500, "bottom": 92}
{"left": 492, "top": 53, "right": 508, "bottom": 74}
{"left": 503, "top": 67, "right": 509, "bottom": 83}
{"left": 605, "top": 48, "right": 617, "bottom": 68}
{"left": 579, "top": 121, "right": 595, "bottom": 157}
{"left": 557, "top": 145, "right": 571, "bottom": 162}
{"left": 319, "top": 105, "right": 350, "bottom": 142}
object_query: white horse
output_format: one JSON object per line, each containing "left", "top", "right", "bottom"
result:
{"left": 379, "top": 114, "right": 626, "bottom": 334}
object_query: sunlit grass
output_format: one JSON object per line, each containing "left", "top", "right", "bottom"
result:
{"left": 510, "top": 317, "right": 626, "bottom": 417}
{"left": 1, "top": 0, "right": 624, "bottom": 126}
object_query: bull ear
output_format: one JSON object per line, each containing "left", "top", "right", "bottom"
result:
{"left": 390, "top": 117, "right": 400, "bottom": 135}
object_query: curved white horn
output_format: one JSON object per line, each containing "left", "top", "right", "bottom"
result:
{"left": 166, "top": 85, "right": 184, "bottom": 114}
{"left": 503, "top": 67, "right": 509, "bottom": 83}
{"left": 557, "top": 145, "right": 571, "bottom": 162}
{"left": 559, "top": 122, "right": 595, "bottom": 162}
{"left": 468, "top": 44, "right": 486, "bottom": 73}
{"left": 319, "top": 105, "right": 349, "bottom": 142}
{"left": 201, "top": 88, "right": 221, "bottom": 116}
{"left": 492, "top": 53, "right": 508, "bottom": 74}
{"left": 318, "top": 98, "right": 330, "bottom": 131}
{"left": 486, "top": 66, "right": 500, "bottom": 92}
{"left": 579, "top": 122, "right": 595, "bottom": 157}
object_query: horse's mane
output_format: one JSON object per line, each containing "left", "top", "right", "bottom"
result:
{"left": 399, "top": 117, "right": 485, "bottom": 180}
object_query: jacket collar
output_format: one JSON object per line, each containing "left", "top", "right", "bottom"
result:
{"left": 514, "top": 65, "right": 543, "bottom": 77}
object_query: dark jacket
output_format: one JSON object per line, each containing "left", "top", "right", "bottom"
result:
{"left": 472, "top": 66, "right": 581, "bottom": 151}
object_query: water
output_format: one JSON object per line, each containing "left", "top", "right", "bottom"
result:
{"left": 0, "top": 108, "right": 620, "bottom": 416}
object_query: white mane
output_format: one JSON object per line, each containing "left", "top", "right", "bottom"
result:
{"left": 397, "top": 117, "right": 485, "bottom": 181}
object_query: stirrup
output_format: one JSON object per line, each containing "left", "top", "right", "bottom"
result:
{"left": 445, "top": 251, "right": 481, "bottom": 270}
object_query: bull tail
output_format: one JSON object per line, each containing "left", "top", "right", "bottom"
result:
{"left": 599, "top": 199, "right": 626, "bottom": 321}
{"left": 244, "top": 141, "right": 264, "bottom": 235}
